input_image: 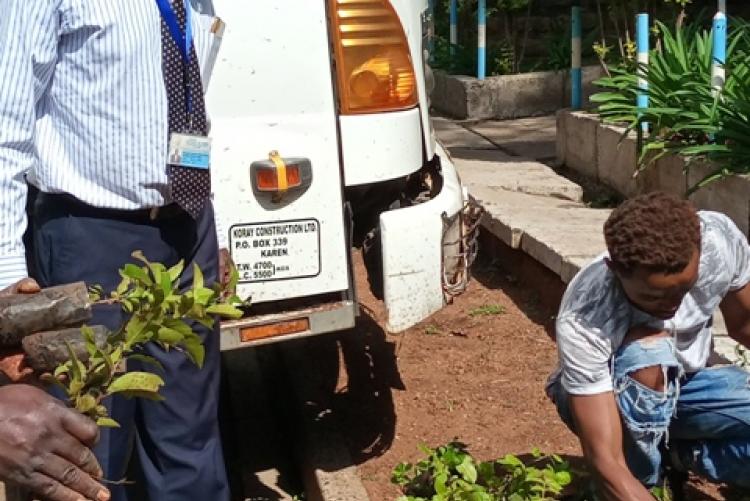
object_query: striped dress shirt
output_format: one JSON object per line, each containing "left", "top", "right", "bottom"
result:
{"left": 0, "top": 0, "right": 220, "bottom": 288}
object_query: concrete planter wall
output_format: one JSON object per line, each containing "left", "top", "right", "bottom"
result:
{"left": 431, "top": 66, "right": 603, "bottom": 121}
{"left": 556, "top": 110, "right": 750, "bottom": 236}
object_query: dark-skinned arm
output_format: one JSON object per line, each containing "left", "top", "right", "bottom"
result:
{"left": 721, "top": 283, "right": 750, "bottom": 348}
{"left": 570, "top": 393, "right": 654, "bottom": 501}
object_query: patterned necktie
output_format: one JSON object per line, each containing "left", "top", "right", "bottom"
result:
{"left": 161, "top": 0, "right": 210, "bottom": 218}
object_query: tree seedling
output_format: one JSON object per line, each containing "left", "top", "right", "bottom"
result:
{"left": 392, "top": 442, "right": 574, "bottom": 501}
{"left": 41, "top": 251, "right": 244, "bottom": 427}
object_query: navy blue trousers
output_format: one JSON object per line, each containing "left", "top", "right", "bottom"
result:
{"left": 30, "top": 194, "right": 229, "bottom": 501}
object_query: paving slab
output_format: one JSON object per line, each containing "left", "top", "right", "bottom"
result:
{"left": 432, "top": 117, "right": 496, "bottom": 150}
{"left": 467, "top": 116, "right": 557, "bottom": 161}
{"left": 453, "top": 152, "right": 583, "bottom": 202}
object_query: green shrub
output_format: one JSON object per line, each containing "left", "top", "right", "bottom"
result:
{"left": 590, "top": 18, "right": 750, "bottom": 191}
{"left": 392, "top": 443, "right": 575, "bottom": 501}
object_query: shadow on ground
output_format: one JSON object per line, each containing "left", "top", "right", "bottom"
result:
{"left": 295, "top": 310, "right": 404, "bottom": 467}
{"left": 471, "top": 231, "right": 563, "bottom": 340}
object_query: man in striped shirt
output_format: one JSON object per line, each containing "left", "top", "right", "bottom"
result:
{"left": 0, "top": 2, "right": 229, "bottom": 500}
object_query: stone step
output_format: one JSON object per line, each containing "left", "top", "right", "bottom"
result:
{"left": 452, "top": 150, "right": 583, "bottom": 203}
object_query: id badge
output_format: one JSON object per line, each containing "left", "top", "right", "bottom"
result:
{"left": 168, "top": 133, "right": 211, "bottom": 170}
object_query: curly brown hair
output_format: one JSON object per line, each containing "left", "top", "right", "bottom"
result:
{"left": 604, "top": 192, "right": 701, "bottom": 275}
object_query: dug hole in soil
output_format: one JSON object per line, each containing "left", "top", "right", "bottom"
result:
{"left": 302, "top": 246, "right": 728, "bottom": 500}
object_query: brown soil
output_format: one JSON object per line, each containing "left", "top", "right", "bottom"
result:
{"left": 313, "top": 247, "right": 731, "bottom": 500}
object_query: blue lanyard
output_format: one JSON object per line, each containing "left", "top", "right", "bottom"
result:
{"left": 155, "top": 0, "right": 193, "bottom": 63}
{"left": 155, "top": 0, "right": 195, "bottom": 119}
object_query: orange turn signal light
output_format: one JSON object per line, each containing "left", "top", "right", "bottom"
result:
{"left": 329, "top": 0, "right": 418, "bottom": 114}
{"left": 240, "top": 318, "right": 311, "bottom": 342}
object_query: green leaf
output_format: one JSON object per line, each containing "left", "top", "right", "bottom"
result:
{"left": 54, "top": 364, "right": 70, "bottom": 378}
{"left": 206, "top": 303, "right": 243, "bottom": 319}
{"left": 64, "top": 341, "right": 83, "bottom": 384}
{"left": 228, "top": 264, "right": 239, "bottom": 295}
{"left": 76, "top": 394, "right": 98, "bottom": 414}
{"left": 157, "top": 326, "right": 186, "bottom": 345}
{"left": 160, "top": 270, "right": 173, "bottom": 296}
{"left": 125, "top": 316, "right": 150, "bottom": 346}
{"left": 183, "top": 335, "right": 205, "bottom": 368}
{"left": 456, "top": 457, "right": 477, "bottom": 484}
{"left": 96, "top": 417, "right": 121, "bottom": 428}
{"left": 107, "top": 371, "right": 165, "bottom": 396}
{"left": 121, "top": 263, "right": 152, "bottom": 286}
{"left": 193, "top": 263, "right": 204, "bottom": 291}
{"left": 116, "top": 277, "right": 131, "bottom": 296}
{"left": 554, "top": 470, "right": 572, "bottom": 486}
{"left": 193, "top": 287, "right": 215, "bottom": 307}
{"left": 168, "top": 260, "right": 185, "bottom": 282}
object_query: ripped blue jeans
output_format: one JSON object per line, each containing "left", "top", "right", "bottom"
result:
{"left": 551, "top": 337, "right": 750, "bottom": 488}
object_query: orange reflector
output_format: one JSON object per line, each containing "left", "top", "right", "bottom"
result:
{"left": 329, "top": 0, "right": 418, "bottom": 114}
{"left": 254, "top": 165, "right": 302, "bottom": 192}
{"left": 286, "top": 166, "right": 301, "bottom": 187}
{"left": 240, "top": 318, "right": 310, "bottom": 342}
{"left": 256, "top": 168, "right": 279, "bottom": 191}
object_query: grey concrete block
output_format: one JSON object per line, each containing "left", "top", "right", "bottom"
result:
{"left": 432, "top": 71, "right": 469, "bottom": 119}
{"left": 471, "top": 70, "right": 566, "bottom": 120}
{"left": 636, "top": 154, "right": 688, "bottom": 197}
{"left": 432, "top": 67, "right": 601, "bottom": 121}
{"left": 596, "top": 123, "right": 639, "bottom": 197}
{"left": 688, "top": 162, "right": 750, "bottom": 236}
{"left": 561, "top": 111, "right": 599, "bottom": 179}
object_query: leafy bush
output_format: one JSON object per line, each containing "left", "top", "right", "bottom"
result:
{"left": 391, "top": 443, "right": 575, "bottom": 501}
{"left": 590, "top": 18, "right": 750, "bottom": 190}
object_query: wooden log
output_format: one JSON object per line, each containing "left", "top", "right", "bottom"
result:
{"left": 21, "top": 326, "right": 108, "bottom": 373}
{"left": 0, "top": 282, "right": 92, "bottom": 348}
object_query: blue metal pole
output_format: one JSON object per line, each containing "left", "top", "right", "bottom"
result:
{"left": 478, "top": 0, "right": 486, "bottom": 79}
{"left": 571, "top": 6, "right": 582, "bottom": 109}
{"left": 712, "top": 1, "right": 727, "bottom": 94}
{"left": 636, "top": 13, "right": 649, "bottom": 133}
{"left": 449, "top": 0, "right": 458, "bottom": 56}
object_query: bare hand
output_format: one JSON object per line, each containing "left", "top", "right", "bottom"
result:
{"left": 0, "top": 279, "right": 40, "bottom": 383}
{"left": 0, "top": 277, "right": 41, "bottom": 296}
{"left": 0, "top": 385, "right": 110, "bottom": 501}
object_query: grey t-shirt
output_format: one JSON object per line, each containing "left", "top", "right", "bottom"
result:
{"left": 551, "top": 211, "right": 750, "bottom": 396}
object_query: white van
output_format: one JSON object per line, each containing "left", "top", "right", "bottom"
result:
{"left": 204, "top": 0, "right": 478, "bottom": 349}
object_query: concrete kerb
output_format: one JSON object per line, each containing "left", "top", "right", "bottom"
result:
{"left": 469, "top": 187, "right": 608, "bottom": 278}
